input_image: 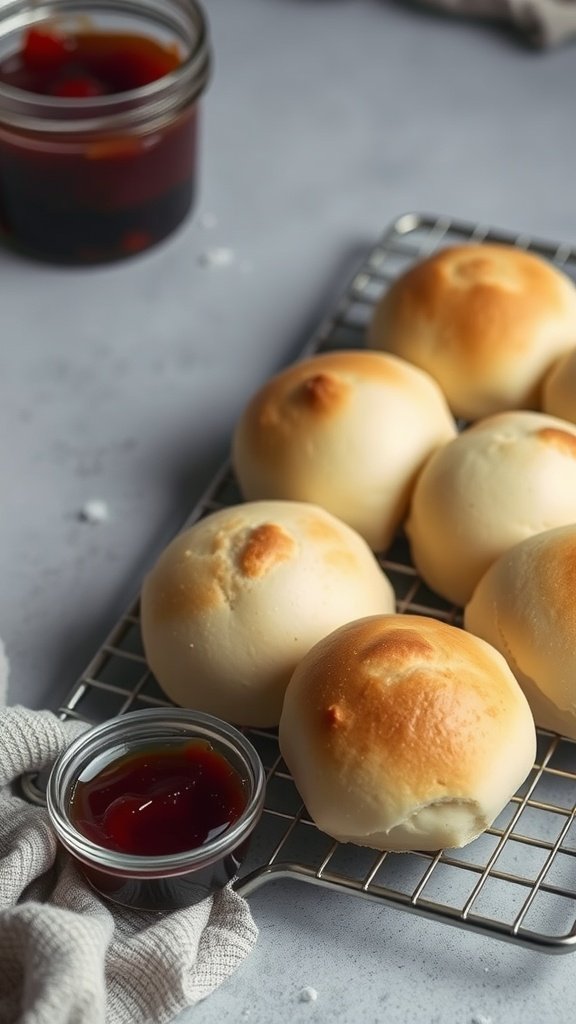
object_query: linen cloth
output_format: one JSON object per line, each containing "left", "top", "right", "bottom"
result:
{"left": 0, "top": 660, "right": 258, "bottom": 1024}
{"left": 411, "top": 0, "right": 576, "bottom": 47}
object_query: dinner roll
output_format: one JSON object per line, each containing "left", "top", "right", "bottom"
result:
{"left": 542, "top": 347, "right": 576, "bottom": 424}
{"left": 232, "top": 350, "right": 456, "bottom": 552}
{"left": 406, "top": 410, "right": 576, "bottom": 607}
{"left": 465, "top": 525, "right": 576, "bottom": 741}
{"left": 141, "top": 500, "right": 395, "bottom": 727}
{"left": 368, "top": 244, "right": 576, "bottom": 420}
{"left": 279, "top": 615, "right": 536, "bottom": 852}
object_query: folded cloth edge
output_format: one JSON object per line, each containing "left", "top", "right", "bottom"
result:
{"left": 0, "top": 703, "right": 260, "bottom": 1024}
{"left": 408, "top": 0, "right": 576, "bottom": 47}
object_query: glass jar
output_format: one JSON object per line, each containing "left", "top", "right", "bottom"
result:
{"left": 46, "top": 708, "right": 265, "bottom": 911}
{"left": 0, "top": 0, "right": 211, "bottom": 263}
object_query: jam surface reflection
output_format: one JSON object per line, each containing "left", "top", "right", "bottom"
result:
{"left": 70, "top": 739, "right": 248, "bottom": 858}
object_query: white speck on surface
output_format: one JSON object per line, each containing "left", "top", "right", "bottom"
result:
{"left": 0, "top": 636, "right": 9, "bottom": 706}
{"left": 197, "top": 247, "right": 236, "bottom": 268}
{"left": 472, "top": 1015, "right": 492, "bottom": 1024}
{"left": 198, "top": 211, "right": 218, "bottom": 229}
{"left": 78, "top": 500, "right": 110, "bottom": 524}
{"left": 298, "top": 987, "right": 318, "bottom": 1003}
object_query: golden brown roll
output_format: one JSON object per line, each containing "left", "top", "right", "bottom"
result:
{"left": 279, "top": 614, "right": 536, "bottom": 852}
{"left": 368, "top": 244, "right": 576, "bottom": 420}
{"left": 232, "top": 349, "right": 456, "bottom": 552}
{"left": 406, "top": 410, "right": 576, "bottom": 607}
{"left": 140, "top": 500, "right": 395, "bottom": 727}
{"left": 465, "top": 525, "right": 576, "bottom": 741}
{"left": 542, "top": 347, "right": 576, "bottom": 424}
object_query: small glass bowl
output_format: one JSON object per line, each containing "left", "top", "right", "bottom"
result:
{"left": 46, "top": 707, "right": 265, "bottom": 912}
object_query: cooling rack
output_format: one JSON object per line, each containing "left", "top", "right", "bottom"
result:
{"left": 25, "top": 211, "right": 576, "bottom": 954}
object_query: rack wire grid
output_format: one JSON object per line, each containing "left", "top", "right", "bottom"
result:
{"left": 26, "top": 211, "right": 576, "bottom": 954}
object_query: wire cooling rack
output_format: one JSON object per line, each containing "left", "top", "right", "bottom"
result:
{"left": 27, "top": 211, "right": 576, "bottom": 953}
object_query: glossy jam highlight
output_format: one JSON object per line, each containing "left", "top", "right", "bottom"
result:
{"left": 69, "top": 740, "right": 248, "bottom": 858}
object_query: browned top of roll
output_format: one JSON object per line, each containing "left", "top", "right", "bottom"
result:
{"left": 368, "top": 244, "right": 576, "bottom": 419}
{"left": 290, "top": 615, "right": 522, "bottom": 800}
{"left": 279, "top": 613, "right": 536, "bottom": 849}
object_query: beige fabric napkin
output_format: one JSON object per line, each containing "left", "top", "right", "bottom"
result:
{"left": 0, "top": 699, "right": 258, "bottom": 1024}
{"left": 411, "top": 0, "right": 576, "bottom": 47}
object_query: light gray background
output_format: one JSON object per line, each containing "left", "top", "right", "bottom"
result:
{"left": 2, "top": 0, "right": 575, "bottom": 1020}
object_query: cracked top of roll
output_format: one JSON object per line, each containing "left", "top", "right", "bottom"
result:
{"left": 140, "top": 500, "right": 395, "bottom": 727}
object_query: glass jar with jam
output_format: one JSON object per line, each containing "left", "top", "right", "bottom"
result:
{"left": 0, "top": 0, "right": 211, "bottom": 263}
{"left": 47, "top": 708, "right": 265, "bottom": 911}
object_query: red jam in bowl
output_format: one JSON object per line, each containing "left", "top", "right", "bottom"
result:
{"left": 47, "top": 708, "right": 264, "bottom": 911}
{"left": 69, "top": 740, "right": 248, "bottom": 857}
{"left": 0, "top": 10, "right": 210, "bottom": 263}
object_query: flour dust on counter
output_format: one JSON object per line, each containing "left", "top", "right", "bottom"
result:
{"left": 78, "top": 500, "right": 111, "bottom": 525}
{"left": 197, "top": 247, "right": 237, "bottom": 268}
{"left": 298, "top": 987, "right": 319, "bottom": 1003}
{"left": 196, "top": 245, "right": 254, "bottom": 273}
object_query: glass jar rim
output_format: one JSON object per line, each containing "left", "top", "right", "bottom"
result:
{"left": 0, "top": 0, "right": 211, "bottom": 134}
{"left": 46, "top": 708, "right": 266, "bottom": 878}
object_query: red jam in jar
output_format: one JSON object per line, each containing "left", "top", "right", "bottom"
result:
{"left": 0, "top": 1, "right": 211, "bottom": 263}
{"left": 70, "top": 740, "right": 248, "bottom": 857}
{"left": 0, "top": 27, "right": 183, "bottom": 96}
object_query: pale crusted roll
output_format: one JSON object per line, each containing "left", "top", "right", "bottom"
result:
{"left": 279, "top": 614, "right": 536, "bottom": 852}
{"left": 406, "top": 410, "right": 576, "bottom": 607}
{"left": 542, "top": 347, "right": 576, "bottom": 424}
{"left": 465, "top": 524, "right": 576, "bottom": 741}
{"left": 232, "top": 349, "right": 456, "bottom": 552}
{"left": 141, "top": 500, "right": 395, "bottom": 727}
{"left": 368, "top": 244, "right": 576, "bottom": 420}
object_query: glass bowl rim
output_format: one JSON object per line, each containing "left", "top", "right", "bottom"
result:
{"left": 46, "top": 707, "right": 266, "bottom": 877}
